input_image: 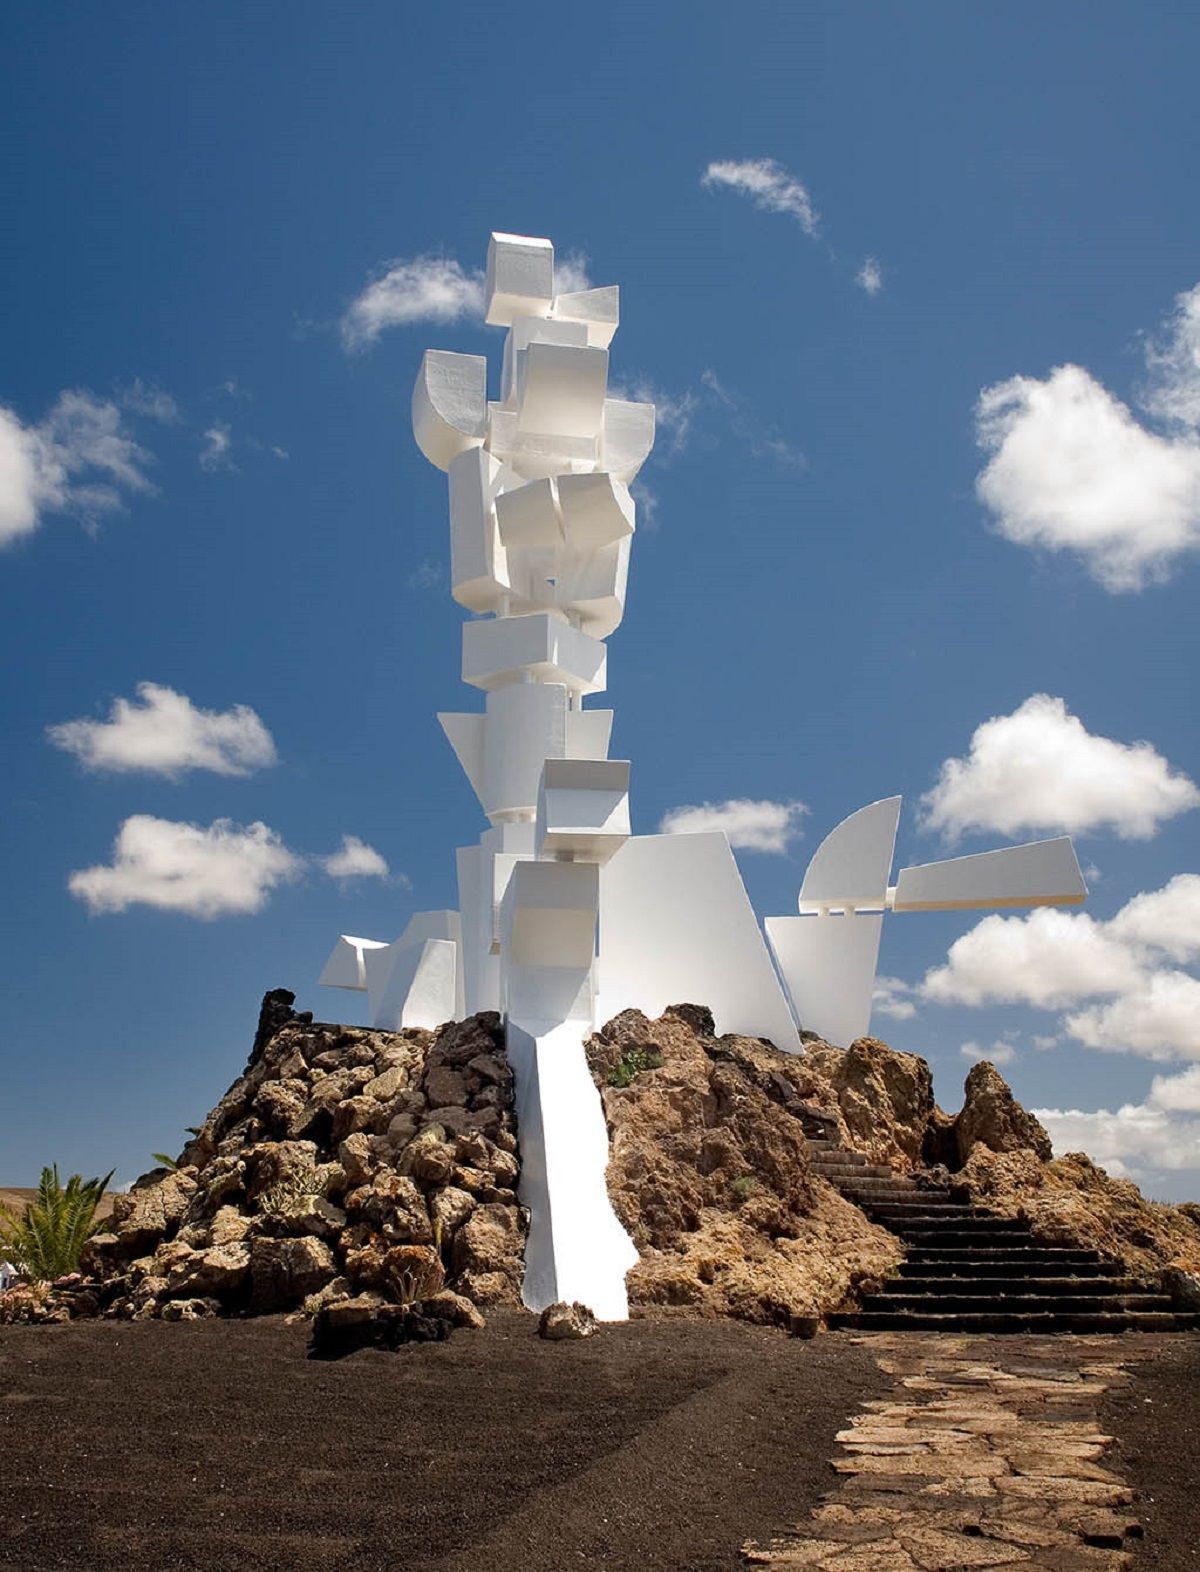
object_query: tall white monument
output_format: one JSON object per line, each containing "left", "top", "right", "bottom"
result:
{"left": 321, "top": 232, "right": 1087, "bottom": 1319}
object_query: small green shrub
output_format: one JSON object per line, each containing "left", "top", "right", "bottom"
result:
{"left": 607, "top": 1047, "right": 664, "bottom": 1088}
{"left": 0, "top": 1165, "right": 114, "bottom": 1283}
{"left": 729, "top": 1174, "right": 760, "bottom": 1204}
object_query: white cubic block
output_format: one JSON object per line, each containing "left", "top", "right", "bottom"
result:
{"left": 600, "top": 397, "right": 656, "bottom": 483}
{"left": 412, "top": 350, "right": 488, "bottom": 472}
{"left": 448, "top": 447, "right": 510, "bottom": 612}
{"left": 551, "top": 285, "right": 619, "bottom": 348}
{"left": 462, "top": 613, "right": 607, "bottom": 694}
{"left": 555, "top": 536, "right": 630, "bottom": 639}
{"left": 536, "top": 758, "right": 631, "bottom": 864}
{"left": 557, "top": 471, "right": 635, "bottom": 549}
{"left": 319, "top": 934, "right": 389, "bottom": 991}
{"left": 487, "top": 403, "right": 597, "bottom": 479}
{"left": 456, "top": 843, "right": 501, "bottom": 1016}
{"left": 765, "top": 913, "right": 884, "bottom": 1049}
{"left": 494, "top": 476, "right": 563, "bottom": 549}
{"left": 505, "top": 859, "right": 599, "bottom": 968}
{"left": 483, "top": 682, "right": 568, "bottom": 819}
{"left": 501, "top": 318, "right": 589, "bottom": 404}
{"left": 486, "top": 233, "right": 554, "bottom": 327}
{"left": 565, "top": 706, "right": 614, "bottom": 762}
{"left": 517, "top": 343, "right": 609, "bottom": 440}
{"left": 892, "top": 836, "right": 1087, "bottom": 912}
{"left": 595, "top": 832, "right": 801, "bottom": 1051}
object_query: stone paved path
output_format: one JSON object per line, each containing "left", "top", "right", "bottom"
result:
{"left": 743, "top": 1333, "right": 1167, "bottom": 1571}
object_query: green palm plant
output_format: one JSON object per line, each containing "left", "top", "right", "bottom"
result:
{"left": 0, "top": 1165, "right": 114, "bottom": 1283}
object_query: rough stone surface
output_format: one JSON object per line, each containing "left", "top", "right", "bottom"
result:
{"left": 954, "top": 1059, "right": 1054, "bottom": 1165}
{"left": 743, "top": 1333, "right": 1158, "bottom": 1570}
{"left": 42, "top": 994, "right": 525, "bottom": 1326}
{"left": 538, "top": 1300, "right": 598, "bottom": 1339}
{"left": 800, "top": 1037, "right": 936, "bottom": 1172}
{"left": 587, "top": 1009, "right": 903, "bottom": 1328}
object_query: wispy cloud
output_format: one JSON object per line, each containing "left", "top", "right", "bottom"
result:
{"left": 407, "top": 558, "right": 445, "bottom": 591}
{"left": 975, "top": 280, "right": 1200, "bottom": 591}
{"left": 659, "top": 797, "right": 807, "bottom": 855}
{"left": 341, "top": 248, "right": 593, "bottom": 351}
{"left": 199, "top": 422, "right": 234, "bottom": 472}
{"left": 921, "top": 694, "right": 1198, "bottom": 843}
{"left": 0, "top": 389, "right": 155, "bottom": 548}
{"left": 702, "top": 158, "right": 819, "bottom": 235}
{"left": 48, "top": 682, "right": 277, "bottom": 779}
{"left": 856, "top": 258, "right": 884, "bottom": 296}
{"left": 319, "top": 834, "right": 391, "bottom": 882}
{"left": 873, "top": 975, "right": 917, "bottom": 1020}
{"left": 960, "top": 1039, "right": 1017, "bottom": 1066}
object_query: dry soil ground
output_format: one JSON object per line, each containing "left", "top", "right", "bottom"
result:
{"left": 0, "top": 1312, "right": 885, "bottom": 1572}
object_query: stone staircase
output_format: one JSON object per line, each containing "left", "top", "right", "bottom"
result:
{"left": 807, "top": 1137, "right": 1200, "bottom": 1333}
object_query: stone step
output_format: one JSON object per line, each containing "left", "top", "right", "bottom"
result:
{"left": 856, "top": 1203, "right": 990, "bottom": 1221}
{"left": 862, "top": 1291, "right": 1176, "bottom": 1315}
{"left": 829, "top": 1309, "right": 1200, "bottom": 1333}
{"left": 904, "top": 1248, "right": 1108, "bottom": 1270}
{"left": 832, "top": 1181, "right": 948, "bottom": 1199}
{"left": 891, "top": 1273, "right": 1147, "bottom": 1296}
{"left": 899, "top": 1228, "right": 1042, "bottom": 1248}
{"left": 812, "top": 1164, "right": 898, "bottom": 1181}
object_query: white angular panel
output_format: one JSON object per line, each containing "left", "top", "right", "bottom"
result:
{"left": 765, "top": 913, "right": 884, "bottom": 1049}
{"left": 799, "top": 797, "right": 901, "bottom": 913}
{"left": 505, "top": 860, "right": 599, "bottom": 968}
{"left": 595, "top": 832, "right": 801, "bottom": 1050}
{"left": 506, "top": 1021, "right": 638, "bottom": 1319}
{"left": 501, "top": 318, "right": 590, "bottom": 404}
{"left": 438, "top": 711, "right": 486, "bottom": 806}
{"left": 555, "top": 536, "right": 631, "bottom": 638}
{"left": 551, "top": 285, "right": 619, "bottom": 348}
{"left": 319, "top": 934, "right": 388, "bottom": 991}
{"left": 448, "top": 447, "right": 511, "bottom": 613}
{"left": 536, "top": 758, "right": 631, "bottom": 864}
{"left": 412, "top": 350, "right": 488, "bottom": 472}
{"left": 893, "top": 836, "right": 1087, "bottom": 912}
{"left": 485, "top": 232, "right": 554, "bottom": 327}
{"left": 462, "top": 613, "right": 607, "bottom": 694}
{"left": 366, "top": 938, "right": 458, "bottom": 1031}
{"left": 495, "top": 476, "right": 563, "bottom": 548}
{"left": 557, "top": 471, "right": 635, "bottom": 549}
{"left": 600, "top": 397, "right": 655, "bottom": 483}
{"left": 517, "top": 343, "right": 609, "bottom": 439}
{"left": 487, "top": 404, "right": 597, "bottom": 479}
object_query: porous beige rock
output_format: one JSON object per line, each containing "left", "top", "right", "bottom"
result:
{"left": 538, "top": 1301, "right": 598, "bottom": 1339}
{"left": 953, "top": 1059, "right": 1052, "bottom": 1164}
{"left": 800, "top": 1036, "right": 935, "bottom": 1171}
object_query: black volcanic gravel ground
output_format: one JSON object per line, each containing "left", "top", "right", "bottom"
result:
{"left": 1102, "top": 1334, "right": 1200, "bottom": 1570}
{"left": 0, "top": 1313, "right": 885, "bottom": 1572}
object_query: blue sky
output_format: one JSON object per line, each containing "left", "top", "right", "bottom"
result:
{"left": 2, "top": 3, "right": 1198, "bottom": 1196}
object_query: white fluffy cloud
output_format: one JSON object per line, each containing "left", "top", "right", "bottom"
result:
{"left": 1033, "top": 1063, "right": 1200, "bottom": 1178}
{"left": 974, "top": 282, "right": 1200, "bottom": 591}
{"left": 856, "top": 258, "right": 884, "bottom": 296}
{"left": 960, "top": 1040, "right": 1016, "bottom": 1066}
{"left": 320, "top": 835, "right": 389, "bottom": 882}
{"left": 922, "top": 874, "right": 1200, "bottom": 1061}
{"left": 69, "top": 816, "right": 303, "bottom": 918}
{"left": 922, "top": 907, "right": 1145, "bottom": 1009}
{"left": 921, "top": 695, "right": 1199, "bottom": 842}
{"left": 873, "top": 975, "right": 917, "bottom": 1020}
{"left": 341, "top": 250, "right": 592, "bottom": 350}
{"left": 702, "top": 158, "right": 819, "bottom": 234}
{"left": 659, "top": 797, "right": 807, "bottom": 854}
{"left": 47, "top": 683, "right": 277, "bottom": 778}
{"left": 1, "top": 390, "right": 154, "bottom": 547}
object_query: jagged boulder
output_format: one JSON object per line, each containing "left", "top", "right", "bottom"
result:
{"left": 586, "top": 1008, "right": 902, "bottom": 1328}
{"left": 800, "top": 1036, "right": 935, "bottom": 1171}
{"left": 952, "top": 1059, "right": 1053, "bottom": 1165}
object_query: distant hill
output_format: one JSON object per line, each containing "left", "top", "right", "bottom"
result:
{"left": 1, "top": 1187, "right": 116, "bottom": 1221}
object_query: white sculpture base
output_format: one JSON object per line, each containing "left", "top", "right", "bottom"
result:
{"left": 506, "top": 1019, "right": 637, "bottom": 1320}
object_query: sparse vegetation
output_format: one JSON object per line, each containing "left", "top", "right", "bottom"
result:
{"left": 0, "top": 1165, "right": 114, "bottom": 1283}
{"left": 607, "top": 1046, "right": 664, "bottom": 1088}
{"left": 729, "top": 1174, "right": 760, "bottom": 1204}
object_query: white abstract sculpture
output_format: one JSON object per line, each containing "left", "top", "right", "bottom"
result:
{"left": 321, "top": 231, "right": 1088, "bottom": 1320}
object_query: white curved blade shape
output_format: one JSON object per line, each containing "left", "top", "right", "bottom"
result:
{"left": 318, "top": 934, "right": 388, "bottom": 991}
{"left": 799, "top": 796, "right": 901, "bottom": 913}
{"left": 892, "top": 836, "right": 1087, "bottom": 912}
